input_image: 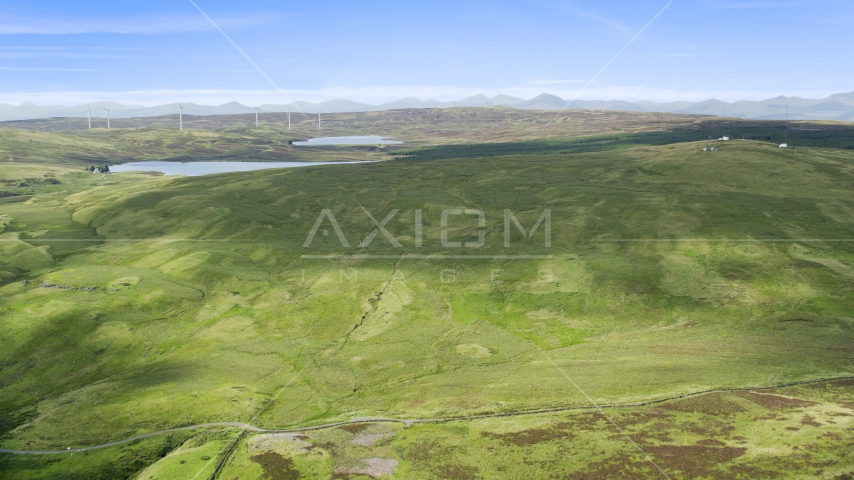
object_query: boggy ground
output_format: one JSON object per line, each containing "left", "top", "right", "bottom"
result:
{"left": 3, "top": 378, "right": 852, "bottom": 479}
{"left": 219, "top": 378, "right": 854, "bottom": 479}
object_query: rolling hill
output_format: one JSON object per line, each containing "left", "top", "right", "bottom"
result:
{"left": 1, "top": 137, "right": 854, "bottom": 478}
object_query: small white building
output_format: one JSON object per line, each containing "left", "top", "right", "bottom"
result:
{"left": 779, "top": 143, "right": 788, "bottom": 148}
{"left": 722, "top": 136, "right": 730, "bottom": 141}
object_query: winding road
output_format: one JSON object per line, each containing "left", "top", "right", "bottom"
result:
{"left": 2, "top": 375, "right": 852, "bottom": 456}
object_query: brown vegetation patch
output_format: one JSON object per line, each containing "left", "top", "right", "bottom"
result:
{"left": 646, "top": 445, "right": 746, "bottom": 476}
{"left": 728, "top": 450, "right": 846, "bottom": 477}
{"left": 566, "top": 453, "right": 658, "bottom": 479}
{"left": 305, "top": 441, "right": 336, "bottom": 452}
{"left": 696, "top": 439, "right": 726, "bottom": 446}
{"left": 402, "top": 439, "right": 442, "bottom": 465}
{"left": 551, "top": 413, "right": 614, "bottom": 432}
{"left": 334, "top": 458, "right": 399, "bottom": 479}
{"left": 632, "top": 431, "right": 675, "bottom": 444}
{"left": 679, "top": 419, "right": 736, "bottom": 438}
{"left": 736, "top": 391, "right": 818, "bottom": 410}
{"left": 728, "top": 463, "right": 779, "bottom": 477}
{"left": 250, "top": 451, "right": 301, "bottom": 480}
{"left": 337, "top": 423, "right": 371, "bottom": 434}
{"left": 402, "top": 440, "right": 479, "bottom": 479}
{"left": 433, "top": 463, "right": 480, "bottom": 480}
{"left": 801, "top": 415, "right": 822, "bottom": 427}
{"left": 616, "top": 410, "right": 673, "bottom": 428}
{"left": 662, "top": 393, "right": 747, "bottom": 416}
{"left": 624, "top": 425, "right": 676, "bottom": 444}
{"left": 481, "top": 422, "right": 575, "bottom": 446}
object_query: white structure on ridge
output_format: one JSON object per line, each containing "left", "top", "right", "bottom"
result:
{"left": 102, "top": 102, "right": 111, "bottom": 129}
{"left": 179, "top": 104, "right": 184, "bottom": 132}
{"left": 84, "top": 104, "right": 92, "bottom": 129}
{"left": 703, "top": 136, "right": 718, "bottom": 152}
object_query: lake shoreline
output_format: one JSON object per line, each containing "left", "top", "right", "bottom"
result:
{"left": 110, "top": 160, "right": 375, "bottom": 176}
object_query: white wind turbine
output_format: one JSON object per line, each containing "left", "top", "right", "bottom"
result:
{"left": 287, "top": 105, "right": 291, "bottom": 130}
{"left": 178, "top": 103, "right": 184, "bottom": 131}
{"left": 254, "top": 107, "right": 259, "bottom": 127}
{"left": 84, "top": 104, "right": 92, "bottom": 129}
{"left": 102, "top": 102, "right": 111, "bottom": 129}
{"left": 317, "top": 107, "right": 321, "bottom": 129}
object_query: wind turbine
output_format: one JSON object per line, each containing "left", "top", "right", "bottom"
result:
{"left": 102, "top": 102, "right": 111, "bottom": 129}
{"left": 178, "top": 103, "right": 184, "bottom": 132}
{"left": 784, "top": 105, "right": 789, "bottom": 146}
{"left": 254, "top": 107, "right": 259, "bottom": 127}
{"left": 84, "top": 104, "right": 92, "bottom": 129}
{"left": 318, "top": 108, "right": 321, "bottom": 130}
{"left": 287, "top": 105, "right": 291, "bottom": 130}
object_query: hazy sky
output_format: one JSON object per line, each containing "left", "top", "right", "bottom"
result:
{"left": 0, "top": 0, "right": 851, "bottom": 105}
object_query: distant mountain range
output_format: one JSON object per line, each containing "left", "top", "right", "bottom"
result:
{"left": 3, "top": 91, "right": 854, "bottom": 122}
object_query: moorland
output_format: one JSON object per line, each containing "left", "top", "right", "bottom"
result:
{"left": 1, "top": 108, "right": 853, "bottom": 479}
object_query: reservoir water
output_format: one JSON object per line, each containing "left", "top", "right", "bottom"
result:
{"left": 293, "top": 136, "right": 402, "bottom": 146}
{"left": 110, "top": 161, "right": 370, "bottom": 177}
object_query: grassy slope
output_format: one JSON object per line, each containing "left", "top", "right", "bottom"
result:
{"left": 1, "top": 140, "right": 853, "bottom": 461}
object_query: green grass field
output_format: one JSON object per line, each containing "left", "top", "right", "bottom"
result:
{"left": 1, "top": 115, "right": 854, "bottom": 478}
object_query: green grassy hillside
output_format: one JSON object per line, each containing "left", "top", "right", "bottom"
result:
{"left": 1, "top": 140, "right": 854, "bottom": 477}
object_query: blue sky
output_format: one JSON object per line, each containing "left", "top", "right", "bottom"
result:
{"left": 0, "top": 0, "right": 851, "bottom": 106}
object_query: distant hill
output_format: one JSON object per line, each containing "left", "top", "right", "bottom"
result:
{"left": 2, "top": 91, "right": 854, "bottom": 122}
